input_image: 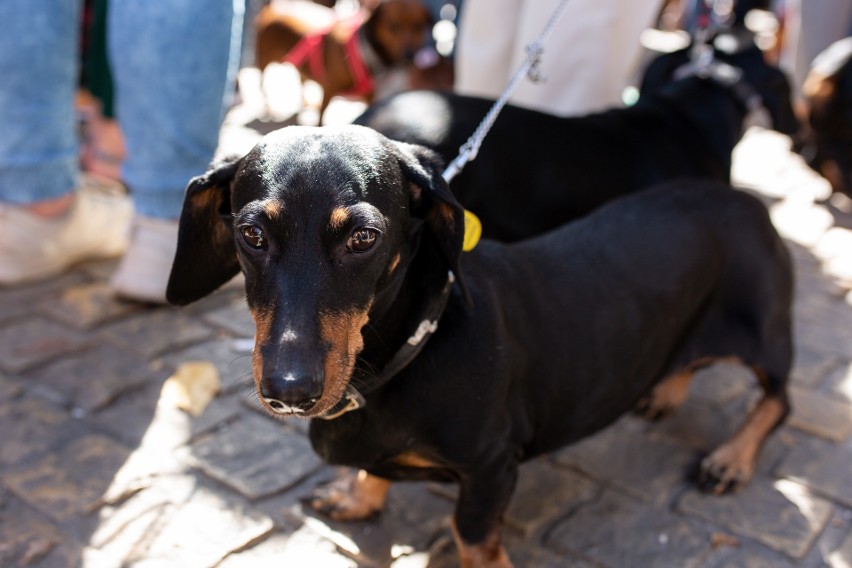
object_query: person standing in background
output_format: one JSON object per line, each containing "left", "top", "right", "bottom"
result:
{"left": 453, "top": 0, "right": 664, "bottom": 116}
{"left": 0, "top": 0, "right": 244, "bottom": 303}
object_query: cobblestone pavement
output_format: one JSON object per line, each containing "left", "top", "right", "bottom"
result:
{"left": 3, "top": 71, "right": 852, "bottom": 567}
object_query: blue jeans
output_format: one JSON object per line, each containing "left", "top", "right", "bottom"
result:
{"left": 0, "top": 0, "right": 244, "bottom": 219}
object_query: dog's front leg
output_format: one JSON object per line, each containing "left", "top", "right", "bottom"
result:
{"left": 451, "top": 463, "right": 518, "bottom": 568}
{"left": 308, "top": 468, "right": 390, "bottom": 521}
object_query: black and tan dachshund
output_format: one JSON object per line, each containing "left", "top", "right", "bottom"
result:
{"left": 798, "top": 37, "right": 852, "bottom": 198}
{"left": 355, "top": 30, "right": 798, "bottom": 241}
{"left": 167, "top": 126, "right": 793, "bottom": 568}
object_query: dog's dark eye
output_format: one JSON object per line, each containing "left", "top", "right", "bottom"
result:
{"left": 347, "top": 228, "right": 379, "bottom": 253}
{"left": 241, "top": 225, "right": 266, "bottom": 250}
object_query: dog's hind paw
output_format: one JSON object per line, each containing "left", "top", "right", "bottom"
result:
{"left": 635, "top": 371, "right": 693, "bottom": 421}
{"left": 305, "top": 469, "right": 390, "bottom": 521}
{"left": 634, "top": 395, "right": 677, "bottom": 421}
{"left": 697, "top": 445, "right": 755, "bottom": 495}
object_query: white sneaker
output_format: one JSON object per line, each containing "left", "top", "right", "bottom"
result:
{"left": 0, "top": 175, "right": 132, "bottom": 285}
{"left": 109, "top": 215, "right": 179, "bottom": 304}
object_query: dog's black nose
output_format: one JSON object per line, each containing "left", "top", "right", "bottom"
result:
{"left": 260, "top": 371, "right": 323, "bottom": 414}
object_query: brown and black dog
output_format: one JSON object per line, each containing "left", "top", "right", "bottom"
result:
{"left": 167, "top": 125, "right": 793, "bottom": 567}
{"left": 799, "top": 37, "right": 852, "bottom": 198}
{"left": 255, "top": 0, "right": 432, "bottom": 120}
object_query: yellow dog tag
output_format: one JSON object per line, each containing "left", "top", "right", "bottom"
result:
{"left": 463, "top": 209, "right": 482, "bottom": 252}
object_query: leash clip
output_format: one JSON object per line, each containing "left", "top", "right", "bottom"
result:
{"left": 525, "top": 41, "right": 546, "bottom": 83}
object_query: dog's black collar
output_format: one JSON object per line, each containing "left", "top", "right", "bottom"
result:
{"left": 673, "top": 48, "right": 762, "bottom": 113}
{"left": 317, "top": 271, "right": 456, "bottom": 420}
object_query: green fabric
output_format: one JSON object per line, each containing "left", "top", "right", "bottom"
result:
{"left": 84, "top": 0, "right": 114, "bottom": 118}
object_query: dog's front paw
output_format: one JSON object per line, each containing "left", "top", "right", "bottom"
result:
{"left": 697, "top": 444, "right": 755, "bottom": 495}
{"left": 306, "top": 469, "right": 390, "bottom": 521}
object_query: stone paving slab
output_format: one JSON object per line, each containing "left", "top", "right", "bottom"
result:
{"left": 830, "top": 527, "right": 852, "bottom": 567}
{"left": 553, "top": 416, "right": 700, "bottom": 504}
{"left": 0, "top": 315, "right": 92, "bottom": 374}
{"left": 218, "top": 528, "right": 357, "bottom": 568}
{"left": 0, "top": 396, "right": 88, "bottom": 468}
{"left": 687, "top": 362, "right": 756, "bottom": 405}
{"left": 823, "top": 360, "right": 852, "bottom": 403}
{"left": 793, "top": 295, "right": 852, "bottom": 360}
{"left": 790, "top": 347, "right": 841, "bottom": 389}
{"left": 0, "top": 372, "right": 21, "bottom": 401}
{"left": 36, "top": 281, "right": 145, "bottom": 331}
{"left": 505, "top": 458, "right": 599, "bottom": 538}
{"left": 24, "top": 344, "right": 158, "bottom": 412}
{"left": 677, "top": 477, "right": 833, "bottom": 559}
{"left": 3, "top": 434, "right": 132, "bottom": 524}
{"left": 97, "top": 310, "right": 213, "bottom": 360}
{"left": 201, "top": 295, "right": 257, "bottom": 339}
{"left": 777, "top": 435, "right": 852, "bottom": 508}
{"left": 109, "top": 485, "right": 274, "bottom": 568}
{"left": 0, "top": 272, "right": 88, "bottom": 325}
{"left": 0, "top": 489, "right": 64, "bottom": 567}
{"left": 155, "top": 338, "right": 254, "bottom": 395}
{"left": 545, "top": 489, "right": 714, "bottom": 567}
{"left": 251, "top": 470, "right": 455, "bottom": 565}
{"left": 787, "top": 385, "right": 852, "bottom": 442}
{"left": 185, "top": 413, "right": 323, "bottom": 500}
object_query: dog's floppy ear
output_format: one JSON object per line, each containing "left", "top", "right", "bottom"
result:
{"left": 392, "top": 140, "right": 470, "bottom": 302}
{"left": 166, "top": 156, "right": 243, "bottom": 306}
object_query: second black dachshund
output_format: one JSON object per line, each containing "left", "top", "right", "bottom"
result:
{"left": 356, "top": 31, "right": 798, "bottom": 241}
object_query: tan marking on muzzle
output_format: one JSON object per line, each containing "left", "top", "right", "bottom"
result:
{"left": 249, "top": 306, "right": 274, "bottom": 409}
{"left": 312, "top": 305, "right": 372, "bottom": 415}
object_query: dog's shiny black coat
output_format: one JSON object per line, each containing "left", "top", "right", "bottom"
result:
{"left": 167, "top": 125, "right": 793, "bottom": 552}
{"left": 355, "top": 33, "right": 798, "bottom": 241}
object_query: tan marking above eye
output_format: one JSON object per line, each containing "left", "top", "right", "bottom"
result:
{"left": 329, "top": 207, "right": 351, "bottom": 230}
{"left": 263, "top": 201, "right": 283, "bottom": 220}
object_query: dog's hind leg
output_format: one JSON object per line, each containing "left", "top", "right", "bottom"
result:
{"left": 698, "top": 367, "right": 790, "bottom": 494}
{"left": 699, "top": 256, "right": 793, "bottom": 494}
{"left": 307, "top": 468, "right": 391, "bottom": 521}
{"left": 698, "top": 312, "right": 793, "bottom": 495}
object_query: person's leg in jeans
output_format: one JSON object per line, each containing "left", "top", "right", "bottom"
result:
{"left": 0, "top": 0, "right": 132, "bottom": 284}
{"left": 108, "top": 0, "right": 244, "bottom": 301}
